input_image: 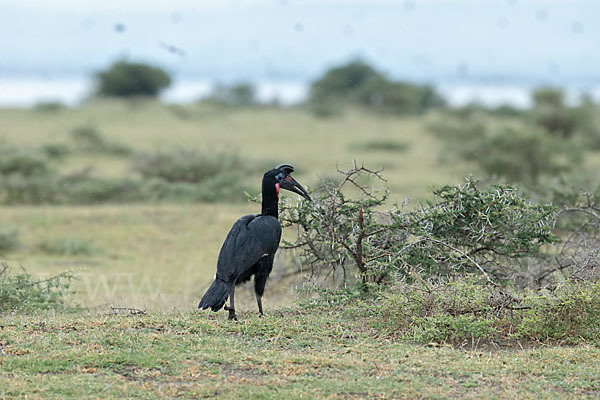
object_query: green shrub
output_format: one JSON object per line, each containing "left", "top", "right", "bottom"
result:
{"left": 132, "top": 148, "right": 243, "bottom": 184}
{"left": 475, "top": 126, "right": 577, "bottom": 183}
{"left": 531, "top": 87, "right": 577, "bottom": 138}
{"left": 0, "top": 227, "right": 20, "bottom": 253}
{"left": 0, "top": 144, "right": 61, "bottom": 203}
{"left": 0, "top": 174, "right": 59, "bottom": 204}
{"left": 32, "top": 101, "right": 65, "bottom": 113}
{"left": 349, "top": 139, "right": 409, "bottom": 153}
{"left": 96, "top": 60, "right": 171, "bottom": 97}
{"left": 41, "top": 143, "right": 71, "bottom": 159}
{"left": 0, "top": 142, "right": 259, "bottom": 204}
{"left": 489, "top": 104, "right": 524, "bottom": 118}
{"left": 60, "top": 175, "right": 143, "bottom": 204}
{"left": 368, "top": 275, "right": 600, "bottom": 344}
{"left": 429, "top": 119, "right": 581, "bottom": 184}
{"left": 205, "top": 82, "right": 258, "bottom": 107}
{"left": 309, "top": 59, "right": 384, "bottom": 106}
{"left": 38, "top": 238, "right": 99, "bottom": 256}
{"left": 307, "top": 59, "right": 444, "bottom": 116}
{"left": 0, "top": 144, "right": 51, "bottom": 176}
{"left": 356, "top": 78, "right": 445, "bottom": 115}
{"left": 70, "top": 125, "right": 131, "bottom": 155}
{"left": 514, "top": 279, "right": 600, "bottom": 342}
{"left": 0, "top": 262, "right": 76, "bottom": 313}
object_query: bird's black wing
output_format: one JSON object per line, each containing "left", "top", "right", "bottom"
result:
{"left": 215, "top": 214, "right": 282, "bottom": 283}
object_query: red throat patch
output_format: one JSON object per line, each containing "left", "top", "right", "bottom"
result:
{"left": 275, "top": 183, "right": 280, "bottom": 201}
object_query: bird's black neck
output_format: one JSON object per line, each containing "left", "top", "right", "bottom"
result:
{"left": 261, "top": 181, "right": 278, "bottom": 218}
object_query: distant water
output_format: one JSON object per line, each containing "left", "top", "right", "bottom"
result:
{"left": 1, "top": 76, "right": 599, "bottom": 108}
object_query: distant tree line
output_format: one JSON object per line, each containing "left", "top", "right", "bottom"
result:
{"left": 94, "top": 59, "right": 446, "bottom": 116}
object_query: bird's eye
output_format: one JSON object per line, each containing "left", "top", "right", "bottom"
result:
{"left": 276, "top": 173, "right": 284, "bottom": 182}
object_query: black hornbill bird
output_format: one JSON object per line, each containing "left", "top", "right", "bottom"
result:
{"left": 198, "top": 164, "right": 311, "bottom": 320}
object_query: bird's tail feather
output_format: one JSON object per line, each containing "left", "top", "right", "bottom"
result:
{"left": 198, "top": 279, "right": 232, "bottom": 312}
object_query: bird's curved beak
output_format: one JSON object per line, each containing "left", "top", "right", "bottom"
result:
{"left": 280, "top": 175, "right": 311, "bottom": 201}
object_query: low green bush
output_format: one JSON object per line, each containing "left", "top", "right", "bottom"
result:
{"left": 0, "top": 174, "right": 59, "bottom": 204}
{"left": 369, "top": 275, "right": 600, "bottom": 344}
{"left": 61, "top": 175, "right": 143, "bottom": 204}
{"left": 70, "top": 125, "right": 131, "bottom": 155}
{"left": 204, "top": 82, "right": 258, "bottom": 107}
{"left": 0, "top": 227, "right": 20, "bottom": 253}
{"left": 132, "top": 148, "right": 243, "bottom": 184}
{"left": 0, "top": 144, "right": 51, "bottom": 177}
{"left": 349, "top": 139, "right": 409, "bottom": 153}
{"left": 0, "top": 262, "right": 76, "bottom": 313}
{"left": 429, "top": 118, "right": 580, "bottom": 185}
{"left": 37, "top": 238, "right": 99, "bottom": 256}
{"left": 0, "top": 143, "right": 258, "bottom": 204}
{"left": 41, "top": 142, "right": 71, "bottom": 159}
{"left": 32, "top": 101, "right": 65, "bottom": 113}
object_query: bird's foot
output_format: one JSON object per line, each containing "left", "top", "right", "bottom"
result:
{"left": 224, "top": 306, "right": 238, "bottom": 321}
{"left": 258, "top": 312, "right": 264, "bottom": 318}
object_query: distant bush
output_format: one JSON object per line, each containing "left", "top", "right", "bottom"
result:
{"left": 356, "top": 78, "right": 445, "bottom": 115}
{"left": 205, "top": 82, "right": 258, "bottom": 107}
{"left": 307, "top": 59, "right": 444, "bottom": 116}
{"left": 0, "top": 144, "right": 57, "bottom": 204}
{"left": 310, "top": 60, "right": 383, "bottom": 107}
{"left": 0, "top": 228, "right": 20, "bottom": 253}
{"left": 60, "top": 174, "right": 143, "bottom": 204}
{"left": 429, "top": 118, "right": 581, "bottom": 185}
{"left": 490, "top": 104, "right": 524, "bottom": 118}
{"left": 96, "top": 60, "right": 171, "bottom": 98}
{"left": 132, "top": 148, "right": 243, "bottom": 183}
{"left": 70, "top": 125, "right": 131, "bottom": 155}
{"left": 0, "top": 144, "right": 51, "bottom": 177}
{"left": 41, "top": 142, "right": 71, "bottom": 159}
{"left": 531, "top": 87, "right": 578, "bottom": 139}
{"left": 38, "top": 238, "right": 99, "bottom": 256}
{"left": 0, "top": 143, "right": 261, "bottom": 205}
{"left": 0, "top": 262, "right": 76, "bottom": 313}
{"left": 442, "top": 103, "right": 524, "bottom": 119}
{"left": 349, "top": 139, "right": 409, "bottom": 153}
{"left": 32, "top": 101, "right": 65, "bottom": 113}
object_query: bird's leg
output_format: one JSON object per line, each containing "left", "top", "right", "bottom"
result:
{"left": 254, "top": 261, "right": 271, "bottom": 318}
{"left": 224, "top": 288, "right": 237, "bottom": 321}
{"left": 255, "top": 293, "right": 264, "bottom": 317}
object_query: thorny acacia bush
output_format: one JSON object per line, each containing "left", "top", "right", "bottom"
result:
{"left": 282, "top": 165, "right": 600, "bottom": 343}
{"left": 395, "top": 180, "right": 557, "bottom": 284}
{"left": 280, "top": 165, "right": 557, "bottom": 287}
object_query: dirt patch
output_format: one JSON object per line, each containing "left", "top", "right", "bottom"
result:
{"left": 113, "top": 365, "right": 163, "bottom": 382}
{"left": 218, "top": 362, "right": 266, "bottom": 380}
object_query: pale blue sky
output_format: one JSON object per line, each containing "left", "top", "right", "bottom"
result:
{"left": 1, "top": 0, "right": 598, "bottom": 86}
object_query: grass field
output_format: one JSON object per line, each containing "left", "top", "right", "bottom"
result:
{"left": 2, "top": 101, "right": 599, "bottom": 398}
{"left": 2, "top": 309, "right": 599, "bottom": 399}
